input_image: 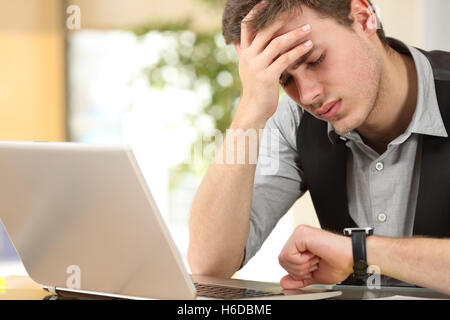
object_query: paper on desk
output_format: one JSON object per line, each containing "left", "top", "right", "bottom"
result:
{"left": 369, "top": 295, "right": 446, "bottom": 300}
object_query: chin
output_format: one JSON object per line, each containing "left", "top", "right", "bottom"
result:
{"left": 333, "top": 125, "right": 352, "bottom": 136}
{"left": 331, "top": 117, "right": 359, "bottom": 135}
{"left": 332, "top": 107, "right": 371, "bottom": 135}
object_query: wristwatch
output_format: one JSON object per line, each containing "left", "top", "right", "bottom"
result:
{"left": 343, "top": 227, "right": 374, "bottom": 280}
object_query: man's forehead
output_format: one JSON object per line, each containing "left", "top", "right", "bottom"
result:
{"left": 268, "top": 5, "right": 322, "bottom": 39}
{"left": 267, "top": 11, "right": 317, "bottom": 56}
{"left": 272, "top": 13, "right": 306, "bottom": 38}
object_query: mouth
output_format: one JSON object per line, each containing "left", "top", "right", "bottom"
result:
{"left": 316, "top": 99, "right": 342, "bottom": 120}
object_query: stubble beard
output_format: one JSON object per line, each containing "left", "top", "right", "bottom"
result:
{"left": 334, "top": 42, "right": 383, "bottom": 136}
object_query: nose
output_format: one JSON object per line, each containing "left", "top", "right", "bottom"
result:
{"left": 296, "top": 74, "right": 324, "bottom": 107}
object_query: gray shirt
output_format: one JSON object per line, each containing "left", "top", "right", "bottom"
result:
{"left": 245, "top": 39, "right": 448, "bottom": 268}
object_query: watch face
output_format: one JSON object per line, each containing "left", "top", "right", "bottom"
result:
{"left": 343, "top": 227, "right": 374, "bottom": 236}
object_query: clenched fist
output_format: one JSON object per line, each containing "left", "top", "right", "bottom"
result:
{"left": 278, "top": 225, "right": 354, "bottom": 289}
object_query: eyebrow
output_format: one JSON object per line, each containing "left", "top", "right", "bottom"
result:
{"left": 280, "top": 46, "right": 317, "bottom": 81}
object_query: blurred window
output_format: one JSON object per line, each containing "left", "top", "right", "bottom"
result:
{"left": 67, "top": 28, "right": 240, "bottom": 268}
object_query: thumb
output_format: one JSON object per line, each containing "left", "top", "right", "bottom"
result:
{"left": 280, "top": 274, "right": 317, "bottom": 290}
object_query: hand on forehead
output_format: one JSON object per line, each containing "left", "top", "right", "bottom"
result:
{"left": 270, "top": 9, "right": 306, "bottom": 38}
{"left": 267, "top": 9, "right": 315, "bottom": 56}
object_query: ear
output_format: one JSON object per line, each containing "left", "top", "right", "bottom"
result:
{"left": 234, "top": 42, "right": 242, "bottom": 57}
{"left": 349, "top": 0, "right": 379, "bottom": 37}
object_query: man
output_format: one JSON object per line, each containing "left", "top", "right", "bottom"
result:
{"left": 188, "top": 0, "right": 450, "bottom": 295}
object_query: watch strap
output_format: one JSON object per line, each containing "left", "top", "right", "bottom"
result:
{"left": 351, "top": 231, "right": 368, "bottom": 278}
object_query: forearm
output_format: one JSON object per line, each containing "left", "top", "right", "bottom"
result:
{"left": 189, "top": 0, "right": 311, "bottom": 277}
{"left": 188, "top": 116, "right": 266, "bottom": 278}
{"left": 367, "top": 236, "right": 450, "bottom": 295}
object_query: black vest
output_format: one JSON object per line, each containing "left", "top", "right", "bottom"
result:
{"left": 296, "top": 39, "right": 450, "bottom": 238}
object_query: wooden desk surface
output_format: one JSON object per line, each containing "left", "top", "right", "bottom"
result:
{"left": 0, "top": 276, "right": 49, "bottom": 300}
{"left": 1, "top": 275, "right": 448, "bottom": 300}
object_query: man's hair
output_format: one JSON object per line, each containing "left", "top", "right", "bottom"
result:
{"left": 222, "top": 0, "right": 388, "bottom": 46}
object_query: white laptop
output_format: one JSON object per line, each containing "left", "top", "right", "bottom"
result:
{"left": 0, "top": 141, "right": 341, "bottom": 300}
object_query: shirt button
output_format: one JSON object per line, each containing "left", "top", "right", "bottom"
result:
{"left": 378, "top": 213, "right": 387, "bottom": 223}
{"left": 375, "top": 162, "right": 384, "bottom": 171}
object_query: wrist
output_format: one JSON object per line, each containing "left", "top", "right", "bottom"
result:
{"left": 343, "top": 227, "right": 374, "bottom": 280}
{"left": 366, "top": 235, "right": 380, "bottom": 269}
{"left": 343, "top": 236, "right": 354, "bottom": 276}
{"left": 231, "top": 98, "right": 273, "bottom": 131}
{"left": 230, "top": 116, "right": 267, "bottom": 131}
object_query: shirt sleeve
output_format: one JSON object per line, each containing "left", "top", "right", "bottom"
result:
{"left": 242, "top": 95, "right": 308, "bottom": 267}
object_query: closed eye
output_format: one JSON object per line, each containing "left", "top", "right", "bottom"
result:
{"left": 308, "top": 53, "right": 325, "bottom": 67}
{"left": 280, "top": 53, "right": 326, "bottom": 87}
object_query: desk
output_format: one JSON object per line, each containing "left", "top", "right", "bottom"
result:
{"left": 1, "top": 276, "right": 449, "bottom": 300}
{"left": 329, "top": 284, "right": 449, "bottom": 300}
{"left": 0, "top": 276, "right": 49, "bottom": 300}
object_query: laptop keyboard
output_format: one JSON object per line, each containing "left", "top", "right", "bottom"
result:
{"left": 194, "top": 283, "right": 283, "bottom": 299}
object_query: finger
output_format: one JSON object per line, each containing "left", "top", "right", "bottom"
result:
{"left": 278, "top": 249, "right": 317, "bottom": 275}
{"left": 300, "top": 274, "right": 317, "bottom": 288}
{"left": 280, "top": 274, "right": 317, "bottom": 290}
{"left": 295, "top": 250, "right": 316, "bottom": 264}
{"left": 281, "top": 265, "right": 304, "bottom": 278}
{"left": 298, "top": 258, "right": 321, "bottom": 273}
{"left": 279, "top": 254, "right": 320, "bottom": 271}
{"left": 281, "top": 259, "right": 321, "bottom": 278}
{"left": 249, "top": 13, "right": 292, "bottom": 55}
{"left": 268, "top": 40, "right": 314, "bottom": 76}
{"left": 281, "top": 249, "right": 315, "bottom": 266}
{"left": 241, "top": 1, "right": 269, "bottom": 49}
{"left": 280, "top": 274, "right": 306, "bottom": 289}
{"left": 283, "top": 266, "right": 318, "bottom": 280}
{"left": 258, "top": 24, "right": 311, "bottom": 67}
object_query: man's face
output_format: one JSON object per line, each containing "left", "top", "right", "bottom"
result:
{"left": 271, "top": 6, "right": 382, "bottom": 135}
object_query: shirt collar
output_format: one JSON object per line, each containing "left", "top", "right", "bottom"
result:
{"left": 327, "top": 37, "right": 448, "bottom": 144}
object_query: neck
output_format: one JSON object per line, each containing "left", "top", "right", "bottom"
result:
{"left": 357, "top": 46, "right": 418, "bottom": 154}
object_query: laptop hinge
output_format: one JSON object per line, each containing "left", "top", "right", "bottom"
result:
{"left": 43, "top": 286, "right": 57, "bottom": 295}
